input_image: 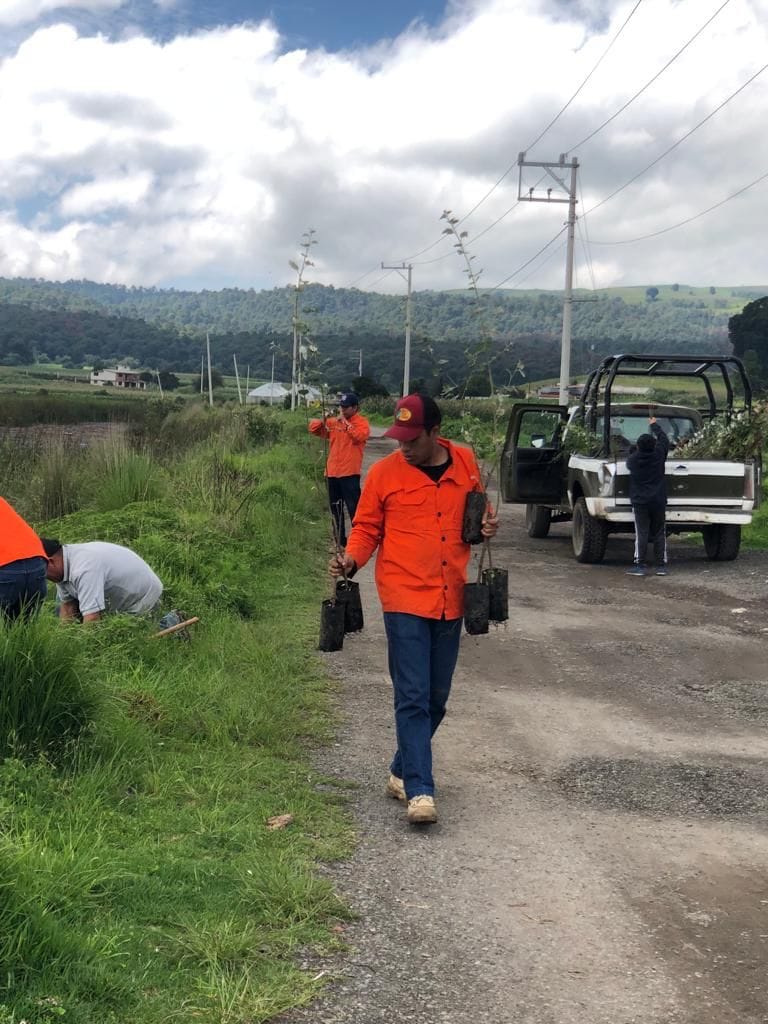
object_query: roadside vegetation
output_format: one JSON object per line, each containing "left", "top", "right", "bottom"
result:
{"left": 0, "top": 402, "right": 352, "bottom": 1024}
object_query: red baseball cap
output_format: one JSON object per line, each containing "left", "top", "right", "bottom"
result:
{"left": 384, "top": 394, "right": 430, "bottom": 442}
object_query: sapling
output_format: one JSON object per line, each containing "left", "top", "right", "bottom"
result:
{"left": 289, "top": 229, "right": 317, "bottom": 412}
{"left": 441, "top": 210, "right": 510, "bottom": 625}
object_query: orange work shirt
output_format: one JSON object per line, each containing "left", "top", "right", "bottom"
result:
{"left": 308, "top": 413, "right": 370, "bottom": 477}
{"left": 0, "top": 497, "right": 46, "bottom": 566}
{"left": 345, "top": 439, "right": 484, "bottom": 619}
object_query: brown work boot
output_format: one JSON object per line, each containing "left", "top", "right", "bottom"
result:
{"left": 407, "top": 794, "right": 437, "bottom": 824}
{"left": 386, "top": 774, "right": 406, "bottom": 802}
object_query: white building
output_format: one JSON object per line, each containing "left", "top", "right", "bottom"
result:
{"left": 247, "top": 382, "right": 289, "bottom": 405}
{"left": 90, "top": 365, "right": 147, "bottom": 389}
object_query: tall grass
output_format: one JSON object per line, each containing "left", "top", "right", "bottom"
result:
{"left": 0, "top": 421, "right": 352, "bottom": 1023}
{"left": 88, "top": 438, "right": 161, "bottom": 511}
{"left": 0, "top": 617, "right": 99, "bottom": 760}
{"left": 0, "top": 393, "right": 150, "bottom": 427}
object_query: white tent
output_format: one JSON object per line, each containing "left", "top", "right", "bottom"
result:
{"left": 247, "top": 382, "right": 288, "bottom": 405}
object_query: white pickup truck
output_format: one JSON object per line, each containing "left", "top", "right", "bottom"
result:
{"left": 500, "top": 353, "right": 761, "bottom": 563}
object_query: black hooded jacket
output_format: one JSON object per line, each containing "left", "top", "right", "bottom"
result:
{"left": 626, "top": 423, "right": 670, "bottom": 505}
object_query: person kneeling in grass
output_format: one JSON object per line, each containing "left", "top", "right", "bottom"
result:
{"left": 41, "top": 538, "right": 163, "bottom": 622}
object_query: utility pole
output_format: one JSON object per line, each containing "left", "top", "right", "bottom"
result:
{"left": 381, "top": 262, "right": 413, "bottom": 396}
{"left": 206, "top": 331, "right": 214, "bottom": 407}
{"left": 517, "top": 153, "right": 579, "bottom": 406}
{"left": 233, "top": 353, "right": 243, "bottom": 404}
{"left": 270, "top": 343, "right": 277, "bottom": 405}
{"left": 200, "top": 353, "right": 204, "bottom": 396}
{"left": 353, "top": 349, "right": 363, "bottom": 377}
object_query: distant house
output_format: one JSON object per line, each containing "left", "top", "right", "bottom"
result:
{"left": 90, "top": 365, "right": 147, "bottom": 389}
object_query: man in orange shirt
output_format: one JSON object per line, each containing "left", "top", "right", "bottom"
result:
{"left": 0, "top": 497, "right": 49, "bottom": 620}
{"left": 331, "top": 394, "right": 498, "bottom": 825}
{"left": 309, "top": 391, "right": 370, "bottom": 548}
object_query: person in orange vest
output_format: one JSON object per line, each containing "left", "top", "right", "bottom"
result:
{"left": 0, "top": 497, "right": 49, "bottom": 620}
{"left": 309, "top": 392, "right": 370, "bottom": 548}
{"left": 331, "top": 394, "right": 498, "bottom": 825}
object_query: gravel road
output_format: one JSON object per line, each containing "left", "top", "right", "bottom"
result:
{"left": 280, "top": 435, "right": 768, "bottom": 1024}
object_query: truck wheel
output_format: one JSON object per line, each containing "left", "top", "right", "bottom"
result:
{"left": 702, "top": 525, "right": 721, "bottom": 559}
{"left": 703, "top": 524, "right": 741, "bottom": 561}
{"left": 572, "top": 497, "right": 608, "bottom": 563}
{"left": 525, "top": 504, "right": 551, "bottom": 538}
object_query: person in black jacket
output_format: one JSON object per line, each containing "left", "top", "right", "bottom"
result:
{"left": 626, "top": 418, "right": 670, "bottom": 576}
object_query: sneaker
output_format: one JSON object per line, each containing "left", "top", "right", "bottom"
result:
{"left": 386, "top": 774, "right": 406, "bottom": 802}
{"left": 655, "top": 566, "right": 668, "bottom": 576}
{"left": 625, "top": 565, "right": 646, "bottom": 577}
{"left": 407, "top": 795, "right": 437, "bottom": 824}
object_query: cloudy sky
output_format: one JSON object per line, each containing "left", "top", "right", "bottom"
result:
{"left": 0, "top": 0, "right": 766, "bottom": 294}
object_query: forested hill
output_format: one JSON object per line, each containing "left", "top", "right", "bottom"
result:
{"left": 0, "top": 277, "right": 765, "bottom": 391}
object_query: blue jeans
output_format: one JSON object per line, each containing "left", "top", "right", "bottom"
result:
{"left": 0, "top": 556, "right": 48, "bottom": 621}
{"left": 327, "top": 475, "right": 361, "bottom": 548}
{"left": 384, "top": 612, "right": 463, "bottom": 800}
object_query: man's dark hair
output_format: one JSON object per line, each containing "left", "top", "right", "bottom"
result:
{"left": 40, "top": 537, "right": 62, "bottom": 557}
{"left": 636, "top": 433, "right": 656, "bottom": 453}
{"left": 419, "top": 394, "right": 442, "bottom": 433}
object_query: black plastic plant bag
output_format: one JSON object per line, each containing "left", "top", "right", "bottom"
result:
{"left": 319, "top": 599, "right": 345, "bottom": 651}
{"left": 335, "top": 579, "right": 364, "bottom": 633}
{"left": 463, "top": 582, "right": 490, "bottom": 635}
{"left": 482, "top": 567, "right": 508, "bottom": 623}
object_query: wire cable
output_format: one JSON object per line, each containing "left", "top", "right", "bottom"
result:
{"left": 346, "top": 266, "right": 383, "bottom": 288}
{"left": 457, "top": 0, "right": 646, "bottom": 228}
{"left": 583, "top": 61, "right": 768, "bottom": 217}
{"left": 589, "top": 168, "right": 768, "bottom": 244}
{"left": 490, "top": 225, "right": 569, "bottom": 290}
{"left": 567, "top": 0, "right": 732, "bottom": 153}
{"left": 526, "top": 0, "right": 645, "bottom": 155}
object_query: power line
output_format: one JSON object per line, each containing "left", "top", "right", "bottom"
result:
{"left": 525, "top": 0, "right": 645, "bottom": 155}
{"left": 584, "top": 60, "right": 768, "bottom": 217}
{"left": 508, "top": 238, "right": 568, "bottom": 290}
{"left": 365, "top": 0, "right": 728, "bottom": 290}
{"left": 490, "top": 225, "right": 569, "bottom": 290}
{"left": 458, "top": 0, "right": 646, "bottom": 228}
{"left": 346, "top": 266, "right": 382, "bottom": 288}
{"left": 567, "top": 0, "right": 732, "bottom": 153}
{"left": 589, "top": 169, "right": 768, "bottom": 245}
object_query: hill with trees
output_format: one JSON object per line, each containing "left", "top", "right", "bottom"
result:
{"left": 0, "top": 277, "right": 765, "bottom": 392}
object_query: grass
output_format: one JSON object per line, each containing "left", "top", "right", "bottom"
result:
{"left": 0, "top": 409, "right": 351, "bottom": 1023}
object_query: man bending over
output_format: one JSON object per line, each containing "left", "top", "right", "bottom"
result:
{"left": 42, "top": 539, "right": 163, "bottom": 622}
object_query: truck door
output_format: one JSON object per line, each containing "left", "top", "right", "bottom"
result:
{"left": 500, "top": 403, "right": 568, "bottom": 504}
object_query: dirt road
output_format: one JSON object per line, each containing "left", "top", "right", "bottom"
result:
{"left": 283, "top": 435, "right": 768, "bottom": 1024}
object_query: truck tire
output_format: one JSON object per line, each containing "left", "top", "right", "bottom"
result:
{"left": 572, "top": 497, "right": 608, "bottom": 563}
{"left": 703, "top": 524, "right": 741, "bottom": 561}
{"left": 525, "top": 504, "right": 552, "bottom": 538}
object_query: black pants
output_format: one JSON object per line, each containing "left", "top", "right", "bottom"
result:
{"left": 327, "top": 475, "right": 361, "bottom": 548}
{"left": 632, "top": 501, "right": 667, "bottom": 566}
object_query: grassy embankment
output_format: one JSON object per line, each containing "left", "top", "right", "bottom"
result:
{"left": 0, "top": 402, "right": 353, "bottom": 1024}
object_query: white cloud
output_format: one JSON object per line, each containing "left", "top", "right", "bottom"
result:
{"left": 0, "top": 0, "right": 766, "bottom": 292}
{"left": 0, "top": 0, "right": 122, "bottom": 28}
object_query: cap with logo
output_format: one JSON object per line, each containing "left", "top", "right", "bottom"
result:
{"left": 338, "top": 392, "right": 359, "bottom": 407}
{"left": 383, "top": 394, "right": 430, "bottom": 442}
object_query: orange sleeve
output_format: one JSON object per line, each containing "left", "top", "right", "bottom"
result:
{"left": 308, "top": 418, "right": 329, "bottom": 437}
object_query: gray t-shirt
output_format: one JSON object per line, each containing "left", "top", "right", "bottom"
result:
{"left": 57, "top": 542, "right": 163, "bottom": 616}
